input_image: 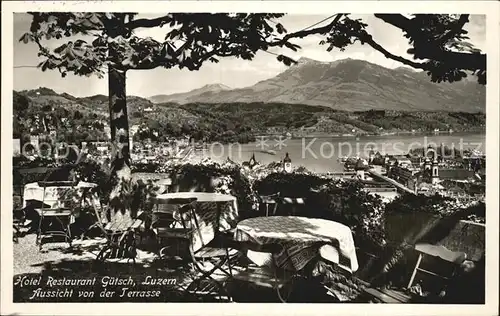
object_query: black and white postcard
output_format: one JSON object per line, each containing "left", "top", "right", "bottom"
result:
{"left": 1, "top": 1, "right": 499, "bottom": 315}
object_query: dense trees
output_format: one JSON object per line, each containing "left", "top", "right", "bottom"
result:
{"left": 14, "top": 93, "right": 486, "bottom": 146}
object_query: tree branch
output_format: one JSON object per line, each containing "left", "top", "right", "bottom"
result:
{"left": 438, "top": 14, "right": 469, "bottom": 45}
{"left": 131, "top": 46, "right": 227, "bottom": 71}
{"left": 374, "top": 14, "right": 486, "bottom": 72}
{"left": 124, "top": 14, "right": 173, "bottom": 30}
{"left": 375, "top": 14, "right": 413, "bottom": 30}
{"left": 33, "top": 35, "right": 62, "bottom": 62}
{"left": 268, "top": 14, "right": 344, "bottom": 47}
{"left": 360, "top": 33, "right": 431, "bottom": 71}
{"left": 128, "top": 39, "right": 191, "bottom": 70}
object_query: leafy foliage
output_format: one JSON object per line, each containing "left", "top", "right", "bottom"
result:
{"left": 22, "top": 13, "right": 485, "bottom": 85}
{"left": 20, "top": 13, "right": 307, "bottom": 78}
{"left": 165, "top": 162, "right": 255, "bottom": 216}
{"left": 314, "top": 14, "right": 486, "bottom": 84}
{"left": 384, "top": 193, "right": 457, "bottom": 216}
{"left": 253, "top": 172, "right": 330, "bottom": 197}
{"left": 372, "top": 14, "right": 486, "bottom": 84}
{"left": 72, "top": 160, "right": 112, "bottom": 204}
{"left": 315, "top": 181, "right": 386, "bottom": 250}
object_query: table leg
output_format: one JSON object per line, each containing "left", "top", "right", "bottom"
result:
{"left": 407, "top": 253, "right": 423, "bottom": 289}
{"left": 216, "top": 204, "right": 222, "bottom": 235}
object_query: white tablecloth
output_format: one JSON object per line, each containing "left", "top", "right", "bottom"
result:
{"left": 234, "top": 216, "right": 359, "bottom": 273}
{"left": 23, "top": 181, "right": 99, "bottom": 209}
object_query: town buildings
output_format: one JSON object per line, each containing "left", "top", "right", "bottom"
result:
{"left": 385, "top": 146, "right": 485, "bottom": 200}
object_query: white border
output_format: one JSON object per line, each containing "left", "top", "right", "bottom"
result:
{"left": 1, "top": 1, "right": 499, "bottom": 315}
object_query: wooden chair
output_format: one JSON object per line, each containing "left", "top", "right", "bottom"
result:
{"left": 36, "top": 181, "right": 77, "bottom": 250}
{"left": 175, "top": 199, "right": 237, "bottom": 302}
{"left": 407, "top": 243, "right": 467, "bottom": 289}
{"left": 362, "top": 243, "right": 467, "bottom": 303}
{"left": 279, "top": 196, "right": 306, "bottom": 216}
{"left": 13, "top": 185, "right": 25, "bottom": 240}
{"left": 151, "top": 198, "right": 195, "bottom": 260}
{"left": 229, "top": 241, "right": 301, "bottom": 302}
{"left": 94, "top": 206, "right": 143, "bottom": 271}
{"left": 258, "top": 193, "right": 280, "bottom": 217}
{"left": 95, "top": 223, "right": 141, "bottom": 264}
{"left": 258, "top": 193, "right": 306, "bottom": 217}
{"left": 13, "top": 190, "right": 25, "bottom": 243}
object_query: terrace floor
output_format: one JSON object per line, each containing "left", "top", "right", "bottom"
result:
{"left": 12, "top": 229, "right": 343, "bottom": 303}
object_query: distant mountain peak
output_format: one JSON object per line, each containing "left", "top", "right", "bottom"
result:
{"left": 296, "top": 57, "right": 331, "bottom": 65}
{"left": 148, "top": 83, "right": 232, "bottom": 104}
{"left": 201, "top": 83, "right": 231, "bottom": 90}
{"left": 297, "top": 57, "right": 317, "bottom": 63}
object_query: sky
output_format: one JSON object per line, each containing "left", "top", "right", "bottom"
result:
{"left": 13, "top": 13, "right": 486, "bottom": 97}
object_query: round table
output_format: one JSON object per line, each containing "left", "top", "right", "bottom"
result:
{"left": 234, "top": 216, "right": 359, "bottom": 273}
{"left": 24, "top": 181, "right": 98, "bottom": 208}
{"left": 24, "top": 181, "right": 99, "bottom": 212}
{"left": 155, "top": 192, "right": 237, "bottom": 203}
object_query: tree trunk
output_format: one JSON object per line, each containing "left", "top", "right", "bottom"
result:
{"left": 108, "top": 66, "right": 133, "bottom": 226}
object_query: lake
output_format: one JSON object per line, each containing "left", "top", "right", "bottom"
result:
{"left": 192, "top": 133, "right": 486, "bottom": 173}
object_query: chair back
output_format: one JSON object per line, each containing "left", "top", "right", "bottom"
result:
{"left": 407, "top": 243, "right": 467, "bottom": 290}
{"left": 152, "top": 198, "right": 197, "bottom": 228}
{"left": 175, "top": 199, "right": 227, "bottom": 253}
{"left": 415, "top": 243, "right": 467, "bottom": 264}
{"left": 258, "top": 192, "right": 281, "bottom": 204}
{"left": 258, "top": 192, "right": 280, "bottom": 216}
{"left": 176, "top": 200, "right": 200, "bottom": 231}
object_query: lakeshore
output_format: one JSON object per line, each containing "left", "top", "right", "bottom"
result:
{"left": 188, "top": 133, "right": 486, "bottom": 173}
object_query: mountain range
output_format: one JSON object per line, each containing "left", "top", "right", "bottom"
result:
{"left": 149, "top": 83, "right": 231, "bottom": 104}
{"left": 149, "top": 58, "right": 485, "bottom": 112}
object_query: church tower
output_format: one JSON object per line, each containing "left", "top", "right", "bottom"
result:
{"left": 355, "top": 158, "right": 369, "bottom": 180}
{"left": 424, "top": 157, "right": 431, "bottom": 170}
{"left": 431, "top": 152, "right": 439, "bottom": 184}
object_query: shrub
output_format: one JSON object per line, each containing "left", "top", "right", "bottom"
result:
{"left": 73, "top": 160, "right": 111, "bottom": 204}
{"left": 317, "top": 181, "right": 386, "bottom": 251}
{"left": 162, "top": 160, "right": 255, "bottom": 218}
{"left": 253, "top": 172, "right": 330, "bottom": 197}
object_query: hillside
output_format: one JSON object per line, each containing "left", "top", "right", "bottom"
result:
{"left": 149, "top": 83, "right": 231, "bottom": 104}
{"left": 13, "top": 88, "right": 200, "bottom": 142}
{"left": 13, "top": 88, "right": 485, "bottom": 145}
{"left": 175, "top": 102, "right": 485, "bottom": 137}
{"left": 149, "top": 58, "right": 485, "bottom": 113}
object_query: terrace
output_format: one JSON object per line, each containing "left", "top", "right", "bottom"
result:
{"left": 12, "top": 157, "right": 485, "bottom": 303}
